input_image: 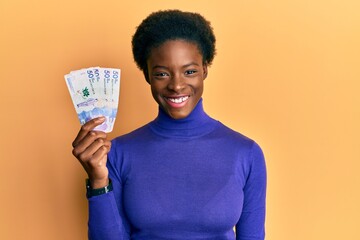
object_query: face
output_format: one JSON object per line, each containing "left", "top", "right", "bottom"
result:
{"left": 146, "top": 40, "right": 208, "bottom": 119}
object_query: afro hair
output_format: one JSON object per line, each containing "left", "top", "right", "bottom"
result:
{"left": 131, "top": 10, "right": 216, "bottom": 83}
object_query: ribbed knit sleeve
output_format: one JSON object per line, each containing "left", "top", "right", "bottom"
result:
{"left": 87, "top": 142, "right": 130, "bottom": 240}
{"left": 236, "top": 142, "right": 267, "bottom": 240}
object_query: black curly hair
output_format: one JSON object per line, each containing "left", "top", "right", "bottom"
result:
{"left": 131, "top": 9, "right": 216, "bottom": 83}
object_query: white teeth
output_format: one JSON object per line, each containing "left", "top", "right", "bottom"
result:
{"left": 167, "top": 96, "right": 189, "bottom": 103}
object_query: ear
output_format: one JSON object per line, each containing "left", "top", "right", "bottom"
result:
{"left": 202, "top": 64, "right": 208, "bottom": 80}
{"left": 143, "top": 68, "right": 151, "bottom": 84}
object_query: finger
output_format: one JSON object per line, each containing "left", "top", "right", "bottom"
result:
{"left": 80, "top": 145, "right": 110, "bottom": 187}
{"left": 89, "top": 145, "right": 110, "bottom": 167}
{"left": 72, "top": 117, "right": 106, "bottom": 147}
{"left": 72, "top": 131, "right": 108, "bottom": 156}
{"left": 77, "top": 138, "right": 111, "bottom": 162}
{"left": 82, "top": 145, "right": 110, "bottom": 174}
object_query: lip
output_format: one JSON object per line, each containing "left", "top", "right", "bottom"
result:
{"left": 163, "top": 95, "right": 190, "bottom": 108}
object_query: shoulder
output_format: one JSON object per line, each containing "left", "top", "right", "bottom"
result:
{"left": 213, "top": 121, "right": 260, "bottom": 150}
{"left": 111, "top": 122, "right": 153, "bottom": 146}
{"left": 107, "top": 122, "right": 153, "bottom": 159}
{"left": 208, "top": 121, "right": 266, "bottom": 185}
{"left": 106, "top": 122, "right": 153, "bottom": 177}
{"left": 213, "top": 121, "right": 265, "bottom": 166}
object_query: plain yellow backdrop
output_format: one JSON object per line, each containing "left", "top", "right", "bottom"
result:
{"left": 0, "top": 0, "right": 359, "bottom": 239}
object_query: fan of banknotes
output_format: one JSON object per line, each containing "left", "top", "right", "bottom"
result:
{"left": 64, "top": 67, "right": 121, "bottom": 133}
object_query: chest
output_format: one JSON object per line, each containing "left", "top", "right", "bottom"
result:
{"left": 121, "top": 139, "right": 246, "bottom": 233}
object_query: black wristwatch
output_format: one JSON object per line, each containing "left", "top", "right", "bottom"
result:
{"left": 86, "top": 178, "right": 113, "bottom": 198}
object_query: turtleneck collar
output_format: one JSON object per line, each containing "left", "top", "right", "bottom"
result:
{"left": 149, "top": 99, "right": 218, "bottom": 139}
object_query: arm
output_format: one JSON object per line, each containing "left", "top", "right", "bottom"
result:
{"left": 87, "top": 190, "right": 130, "bottom": 239}
{"left": 236, "top": 142, "right": 267, "bottom": 240}
{"left": 72, "top": 117, "right": 130, "bottom": 239}
{"left": 87, "top": 142, "right": 131, "bottom": 239}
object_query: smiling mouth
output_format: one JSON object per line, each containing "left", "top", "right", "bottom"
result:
{"left": 165, "top": 96, "right": 189, "bottom": 104}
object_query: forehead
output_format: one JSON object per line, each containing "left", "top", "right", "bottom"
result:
{"left": 147, "top": 40, "right": 203, "bottom": 66}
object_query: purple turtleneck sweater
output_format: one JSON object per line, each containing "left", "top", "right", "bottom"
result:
{"left": 88, "top": 99, "right": 266, "bottom": 240}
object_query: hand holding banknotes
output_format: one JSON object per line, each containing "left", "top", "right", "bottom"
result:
{"left": 71, "top": 117, "right": 111, "bottom": 189}
{"left": 65, "top": 66, "right": 120, "bottom": 188}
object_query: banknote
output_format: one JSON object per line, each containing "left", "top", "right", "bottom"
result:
{"left": 64, "top": 67, "right": 121, "bottom": 133}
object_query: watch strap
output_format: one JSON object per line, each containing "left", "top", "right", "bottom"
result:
{"left": 86, "top": 178, "right": 113, "bottom": 198}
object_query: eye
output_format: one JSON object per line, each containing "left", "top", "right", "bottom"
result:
{"left": 185, "top": 70, "right": 197, "bottom": 75}
{"left": 153, "top": 72, "right": 170, "bottom": 78}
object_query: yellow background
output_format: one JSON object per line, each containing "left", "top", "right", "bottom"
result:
{"left": 1, "top": 0, "right": 359, "bottom": 239}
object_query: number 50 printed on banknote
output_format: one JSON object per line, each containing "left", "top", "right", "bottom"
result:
{"left": 64, "top": 67, "right": 121, "bottom": 133}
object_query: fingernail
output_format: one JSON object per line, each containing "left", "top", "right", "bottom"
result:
{"left": 97, "top": 116, "right": 105, "bottom": 122}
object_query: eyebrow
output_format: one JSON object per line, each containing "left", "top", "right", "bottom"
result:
{"left": 151, "top": 62, "right": 200, "bottom": 70}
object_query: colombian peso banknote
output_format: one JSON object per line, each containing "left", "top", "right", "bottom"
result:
{"left": 64, "top": 67, "right": 121, "bottom": 133}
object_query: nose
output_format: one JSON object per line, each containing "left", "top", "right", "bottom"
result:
{"left": 167, "top": 73, "right": 185, "bottom": 92}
